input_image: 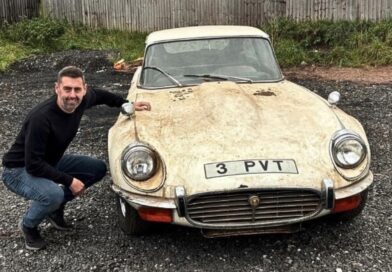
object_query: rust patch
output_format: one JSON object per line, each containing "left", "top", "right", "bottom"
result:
{"left": 253, "top": 89, "right": 276, "bottom": 96}
{"left": 169, "top": 88, "right": 193, "bottom": 101}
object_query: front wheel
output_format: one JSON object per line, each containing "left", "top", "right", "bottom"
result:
{"left": 115, "top": 195, "right": 151, "bottom": 235}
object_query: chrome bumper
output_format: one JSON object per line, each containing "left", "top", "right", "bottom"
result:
{"left": 112, "top": 172, "right": 373, "bottom": 230}
{"left": 111, "top": 184, "right": 176, "bottom": 209}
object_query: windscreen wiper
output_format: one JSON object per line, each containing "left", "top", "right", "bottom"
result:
{"left": 183, "top": 74, "right": 253, "bottom": 83}
{"left": 143, "top": 66, "right": 182, "bottom": 87}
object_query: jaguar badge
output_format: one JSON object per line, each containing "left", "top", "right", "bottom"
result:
{"left": 248, "top": 195, "right": 260, "bottom": 208}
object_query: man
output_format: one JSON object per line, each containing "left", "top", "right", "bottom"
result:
{"left": 1, "top": 66, "right": 150, "bottom": 250}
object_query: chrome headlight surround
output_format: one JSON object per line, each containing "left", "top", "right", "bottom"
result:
{"left": 121, "top": 143, "right": 158, "bottom": 181}
{"left": 331, "top": 130, "right": 367, "bottom": 169}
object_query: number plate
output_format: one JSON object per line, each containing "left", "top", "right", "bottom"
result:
{"left": 204, "top": 159, "right": 298, "bottom": 179}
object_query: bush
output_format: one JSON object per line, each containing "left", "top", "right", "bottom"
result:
{"left": 58, "top": 24, "right": 146, "bottom": 61}
{"left": 274, "top": 39, "right": 307, "bottom": 66}
{"left": 3, "top": 17, "right": 66, "bottom": 49}
{"left": 263, "top": 18, "right": 392, "bottom": 67}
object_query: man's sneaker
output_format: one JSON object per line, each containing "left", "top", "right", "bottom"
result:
{"left": 48, "top": 209, "right": 73, "bottom": 231}
{"left": 18, "top": 220, "right": 47, "bottom": 251}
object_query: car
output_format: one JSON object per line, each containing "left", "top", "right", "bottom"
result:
{"left": 108, "top": 25, "right": 373, "bottom": 237}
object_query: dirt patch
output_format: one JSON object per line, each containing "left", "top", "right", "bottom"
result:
{"left": 283, "top": 65, "right": 392, "bottom": 84}
{"left": 8, "top": 49, "right": 119, "bottom": 73}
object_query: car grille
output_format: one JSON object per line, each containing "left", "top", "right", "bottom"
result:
{"left": 186, "top": 189, "right": 321, "bottom": 227}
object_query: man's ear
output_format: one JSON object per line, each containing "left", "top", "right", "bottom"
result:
{"left": 83, "top": 84, "right": 88, "bottom": 96}
{"left": 55, "top": 82, "right": 60, "bottom": 95}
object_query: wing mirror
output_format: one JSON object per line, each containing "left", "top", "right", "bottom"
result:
{"left": 121, "top": 102, "right": 135, "bottom": 117}
{"left": 328, "top": 91, "right": 340, "bottom": 106}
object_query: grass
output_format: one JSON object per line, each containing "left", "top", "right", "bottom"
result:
{"left": 58, "top": 24, "right": 146, "bottom": 61}
{"left": 0, "top": 39, "right": 30, "bottom": 70}
{"left": 1, "top": 17, "right": 392, "bottom": 71}
{"left": 262, "top": 18, "right": 392, "bottom": 67}
{"left": 0, "top": 18, "right": 147, "bottom": 71}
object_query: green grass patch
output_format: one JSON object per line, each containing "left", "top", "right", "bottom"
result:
{"left": 0, "top": 17, "right": 146, "bottom": 71}
{"left": 0, "top": 39, "right": 31, "bottom": 70}
{"left": 263, "top": 18, "right": 392, "bottom": 67}
{"left": 58, "top": 24, "right": 146, "bottom": 61}
{"left": 1, "top": 17, "right": 392, "bottom": 70}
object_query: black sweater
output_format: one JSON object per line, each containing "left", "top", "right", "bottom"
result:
{"left": 2, "top": 87, "right": 127, "bottom": 186}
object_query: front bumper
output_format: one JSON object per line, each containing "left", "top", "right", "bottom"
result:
{"left": 111, "top": 171, "right": 373, "bottom": 230}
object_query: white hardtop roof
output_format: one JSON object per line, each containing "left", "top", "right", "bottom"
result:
{"left": 146, "top": 25, "right": 269, "bottom": 45}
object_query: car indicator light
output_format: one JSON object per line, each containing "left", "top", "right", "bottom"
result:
{"left": 332, "top": 194, "right": 362, "bottom": 213}
{"left": 138, "top": 207, "right": 173, "bottom": 223}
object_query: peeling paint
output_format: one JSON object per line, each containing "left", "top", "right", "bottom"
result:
{"left": 169, "top": 88, "right": 194, "bottom": 101}
{"left": 254, "top": 90, "right": 276, "bottom": 96}
{"left": 253, "top": 88, "right": 277, "bottom": 96}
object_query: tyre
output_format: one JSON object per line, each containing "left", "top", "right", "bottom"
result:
{"left": 115, "top": 195, "right": 151, "bottom": 235}
{"left": 330, "top": 189, "right": 368, "bottom": 221}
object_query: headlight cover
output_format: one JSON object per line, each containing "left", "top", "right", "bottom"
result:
{"left": 332, "top": 130, "right": 367, "bottom": 169}
{"left": 121, "top": 144, "right": 158, "bottom": 181}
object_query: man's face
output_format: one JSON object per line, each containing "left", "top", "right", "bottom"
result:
{"left": 55, "top": 76, "right": 87, "bottom": 113}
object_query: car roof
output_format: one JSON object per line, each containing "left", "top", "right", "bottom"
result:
{"left": 146, "top": 25, "right": 269, "bottom": 45}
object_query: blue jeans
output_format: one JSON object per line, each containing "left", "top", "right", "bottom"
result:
{"left": 2, "top": 155, "right": 107, "bottom": 228}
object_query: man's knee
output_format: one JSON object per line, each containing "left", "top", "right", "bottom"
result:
{"left": 94, "top": 160, "right": 107, "bottom": 181}
{"left": 44, "top": 187, "right": 64, "bottom": 209}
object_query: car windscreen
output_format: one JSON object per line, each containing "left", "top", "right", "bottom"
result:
{"left": 140, "top": 37, "right": 283, "bottom": 89}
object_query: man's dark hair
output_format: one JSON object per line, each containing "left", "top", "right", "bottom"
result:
{"left": 57, "top": 66, "right": 85, "bottom": 83}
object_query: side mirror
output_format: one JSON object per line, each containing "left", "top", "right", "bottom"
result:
{"left": 328, "top": 91, "right": 340, "bottom": 106}
{"left": 121, "top": 102, "right": 135, "bottom": 117}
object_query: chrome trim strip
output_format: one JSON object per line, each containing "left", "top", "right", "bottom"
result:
{"left": 321, "top": 179, "right": 335, "bottom": 209}
{"left": 175, "top": 186, "right": 186, "bottom": 217}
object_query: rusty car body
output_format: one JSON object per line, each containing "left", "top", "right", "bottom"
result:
{"left": 108, "top": 25, "right": 373, "bottom": 237}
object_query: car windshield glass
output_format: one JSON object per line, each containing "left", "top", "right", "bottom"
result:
{"left": 144, "top": 66, "right": 182, "bottom": 87}
{"left": 140, "top": 37, "right": 282, "bottom": 88}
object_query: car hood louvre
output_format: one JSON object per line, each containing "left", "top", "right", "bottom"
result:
{"left": 131, "top": 80, "right": 344, "bottom": 194}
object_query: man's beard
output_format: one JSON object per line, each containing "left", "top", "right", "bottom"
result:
{"left": 63, "top": 98, "right": 80, "bottom": 112}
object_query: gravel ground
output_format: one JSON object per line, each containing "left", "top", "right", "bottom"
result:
{"left": 0, "top": 50, "right": 391, "bottom": 272}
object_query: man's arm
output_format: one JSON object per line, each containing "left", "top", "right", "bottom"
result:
{"left": 86, "top": 87, "right": 127, "bottom": 108}
{"left": 86, "top": 87, "right": 151, "bottom": 111}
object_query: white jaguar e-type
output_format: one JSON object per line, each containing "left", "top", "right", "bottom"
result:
{"left": 108, "top": 25, "right": 373, "bottom": 237}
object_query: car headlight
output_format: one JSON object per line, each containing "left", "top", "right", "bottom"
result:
{"left": 121, "top": 144, "right": 158, "bottom": 181}
{"left": 332, "top": 130, "right": 367, "bottom": 169}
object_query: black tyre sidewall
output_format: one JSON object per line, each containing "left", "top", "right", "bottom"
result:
{"left": 115, "top": 195, "right": 149, "bottom": 235}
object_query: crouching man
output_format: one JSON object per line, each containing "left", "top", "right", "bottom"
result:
{"left": 1, "top": 66, "right": 151, "bottom": 250}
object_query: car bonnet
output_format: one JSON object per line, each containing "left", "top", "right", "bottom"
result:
{"left": 131, "top": 81, "right": 346, "bottom": 194}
